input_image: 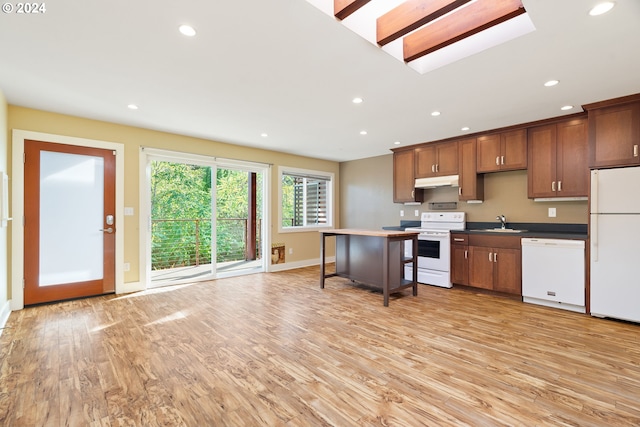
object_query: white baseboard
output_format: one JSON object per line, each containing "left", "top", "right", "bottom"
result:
{"left": 0, "top": 299, "right": 12, "bottom": 337}
{"left": 269, "top": 256, "right": 335, "bottom": 272}
{"left": 117, "top": 281, "right": 144, "bottom": 294}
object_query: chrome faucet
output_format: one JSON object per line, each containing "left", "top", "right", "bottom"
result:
{"left": 496, "top": 214, "right": 507, "bottom": 229}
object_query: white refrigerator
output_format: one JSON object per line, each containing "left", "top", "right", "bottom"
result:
{"left": 590, "top": 166, "right": 640, "bottom": 323}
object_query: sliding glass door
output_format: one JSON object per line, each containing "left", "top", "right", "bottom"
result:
{"left": 144, "top": 150, "right": 267, "bottom": 288}
{"left": 215, "top": 167, "right": 263, "bottom": 277}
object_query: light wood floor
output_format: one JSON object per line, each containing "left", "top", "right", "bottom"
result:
{"left": 1, "top": 266, "right": 639, "bottom": 426}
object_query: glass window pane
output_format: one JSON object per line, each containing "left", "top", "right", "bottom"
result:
{"left": 282, "top": 171, "right": 330, "bottom": 229}
{"left": 39, "top": 151, "right": 104, "bottom": 286}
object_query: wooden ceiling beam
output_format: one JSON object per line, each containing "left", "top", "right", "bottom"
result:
{"left": 403, "top": 0, "right": 526, "bottom": 62}
{"left": 334, "top": 0, "right": 371, "bottom": 20}
{"left": 377, "top": 0, "right": 473, "bottom": 46}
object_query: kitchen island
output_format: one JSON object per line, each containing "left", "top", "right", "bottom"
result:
{"left": 320, "top": 229, "right": 419, "bottom": 306}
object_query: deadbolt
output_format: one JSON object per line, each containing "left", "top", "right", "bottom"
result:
{"left": 106, "top": 214, "right": 114, "bottom": 225}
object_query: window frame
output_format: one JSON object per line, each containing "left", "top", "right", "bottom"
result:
{"left": 277, "top": 166, "right": 334, "bottom": 233}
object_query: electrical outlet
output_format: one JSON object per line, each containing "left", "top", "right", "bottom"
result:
{"left": 548, "top": 207, "right": 557, "bottom": 218}
{"left": 400, "top": 210, "right": 404, "bottom": 217}
{"left": 124, "top": 207, "right": 134, "bottom": 216}
{"left": 415, "top": 210, "right": 419, "bottom": 217}
{"left": 289, "top": 248, "right": 293, "bottom": 255}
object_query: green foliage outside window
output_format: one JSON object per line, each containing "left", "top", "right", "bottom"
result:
{"left": 151, "top": 161, "right": 262, "bottom": 270}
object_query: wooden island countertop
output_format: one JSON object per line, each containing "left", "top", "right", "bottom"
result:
{"left": 319, "top": 229, "right": 419, "bottom": 306}
{"left": 321, "top": 229, "right": 420, "bottom": 238}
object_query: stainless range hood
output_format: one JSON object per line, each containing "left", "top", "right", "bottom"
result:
{"left": 415, "top": 175, "right": 459, "bottom": 189}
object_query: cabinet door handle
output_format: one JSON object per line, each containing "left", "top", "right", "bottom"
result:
{"left": 496, "top": 156, "right": 500, "bottom": 166}
{"left": 634, "top": 144, "right": 638, "bottom": 157}
{"left": 464, "top": 250, "right": 468, "bottom": 259}
{"left": 552, "top": 181, "right": 556, "bottom": 192}
{"left": 458, "top": 187, "right": 462, "bottom": 196}
{"left": 558, "top": 181, "right": 562, "bottom": 192}
{"left": 432, "top": 164, "right": 435, "bottom": 173}
{"left": 411, "top": 190, "right": 415, "bottom": 198}
{"left": 494, "top": 252, "right": 498, "bottom": 263}
{"left": 454, "top": 238, "right": 465, "bottom": 242}
{"left": 436, "top": 164, "right": 439, "bottom": 173}
{"left": 489, "top": 252, "right": 493, "bottom": 262}
{"left": 501, "top": 155, "right": 505, "bottom": 165}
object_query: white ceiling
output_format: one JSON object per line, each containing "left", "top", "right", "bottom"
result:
{"left": 1, "top": 0, "right": 639, "bottom": 162}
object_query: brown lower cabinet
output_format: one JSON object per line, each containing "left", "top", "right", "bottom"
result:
{"left": 451, "top": 234, "right": 469, "bottom": 285}
{"left": 451, "top": 233, "right": 522, "bottom": 296}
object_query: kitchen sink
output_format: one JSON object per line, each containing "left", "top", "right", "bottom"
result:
{"left": 475, "top": 228, "right": 527, "bottom": 233}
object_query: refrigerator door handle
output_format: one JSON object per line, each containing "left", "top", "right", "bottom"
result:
{"left": 590, "top": 169, "right": 598, "bottom": 262}
{"left": 592, "top": 214, "right": 598, "bottom": 262}
{"left": 590, "top": 170, "right": 599, "bottom": 213}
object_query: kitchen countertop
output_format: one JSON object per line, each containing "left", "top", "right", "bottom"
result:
{"left": 382, "top": 220, "right": 420, "bottom": 231}
{"left": 456, "top": 222, "right": 588, "bottom": 240}
{"left": 322, "top": 228, "right": 419, "bottom": 238}
{"left": 383, "top": 222, "right": 588, "bottom": 239}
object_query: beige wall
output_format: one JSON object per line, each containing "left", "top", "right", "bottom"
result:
{"left": 340, "top": 154, "right": 588, "bottom": 229}
{"left": 0, "top": 91, "right": 7, "bottom": 316}
{"left": 339, "top": 154, "right": 400, "bottom": 229}
{"left": 7, "top": 106, "right": 340, "bottom": 288}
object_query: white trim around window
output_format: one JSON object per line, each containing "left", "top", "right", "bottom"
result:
{"left": 278, "top": 166, "right": 334, "bottom": 233}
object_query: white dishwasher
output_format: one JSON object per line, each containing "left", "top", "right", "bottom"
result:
{"left": 521, "top": 238, "right": 585, "bottom": 313}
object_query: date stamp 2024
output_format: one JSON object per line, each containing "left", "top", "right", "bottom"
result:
{"left": 2, "top": 2, "right": 46, "bottom": 14}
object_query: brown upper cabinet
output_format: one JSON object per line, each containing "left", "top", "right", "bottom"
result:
{"left": 476, "top": 129, "right": 527, "bottom": 173}
{"left": 585, "top": 96, "right": 640, "bottom": 168}
{"left": 392, "top": 149, "right": 424, "bottom": 203}
{"left": 458, "top": 138, "right": 484, "bottom": 201}
{"left": 527, "top": 118, "right": 589, "bottom": 198}
{"left": 415, "top": 141, "right": 459, "bottom": 178}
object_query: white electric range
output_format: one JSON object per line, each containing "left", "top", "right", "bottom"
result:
{"left": 404, "top": 212, "right": 466, "bottom": 288}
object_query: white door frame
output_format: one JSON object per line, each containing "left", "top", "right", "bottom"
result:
{"left": 11, "top": 130, "right": 125, "bottom": 310}
{"left": 139, "top": 147, "right": 271, "bottom": 289}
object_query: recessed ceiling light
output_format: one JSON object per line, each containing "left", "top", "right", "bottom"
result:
{"left": 352, "top": 97, "right": 363, "bottom": 104}
{"left": 461, "top": 126, "right": 470, "bottom": 131}
{"left": 360, "top": 130, "right": 367, "bottom": 135}
{"left": 394, "top": 141, "right": 401, "bottom": 145}
{"left": 544, "top": 80, "right": 559, "bottom": 87}
{"left": 561, "top": 105, "right": 574, "bottom": 111}
{"left": 260, "top": 133, "right": 268, "bottom": 137}
{"left": 589, "top": 2, "right": 615, "bottom": 16}
{"left": 431, "top": 111, "right": 441, "bottom": 117}
{"left": 179, "top": 24, "right": 196, "bottom": 37}
{"left": 127, "top": 104, "right": 139, "bottom": 110}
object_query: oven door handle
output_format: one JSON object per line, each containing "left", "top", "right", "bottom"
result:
{"left": 419, "top": 233, "right": 449, "bottom": 239}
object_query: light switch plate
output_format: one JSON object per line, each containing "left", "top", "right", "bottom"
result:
{"left": 400, "top": 210, "right": 404, "bottom": 217}
{"left": 548, "top": 207, "right": 557, "bottom": 217}
{"left": 414, "top": 210, "right": 419, "bottom": 217}
{"left": 124, "top": 207, "right": 134, "bottom": 216}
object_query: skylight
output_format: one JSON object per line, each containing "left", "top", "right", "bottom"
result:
{"left": 306, "top": 0, "right": 536, "bottom": 74}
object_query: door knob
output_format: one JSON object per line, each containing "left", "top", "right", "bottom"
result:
{"left": 100, "top": 228, "right": 113, "bottom": 233}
